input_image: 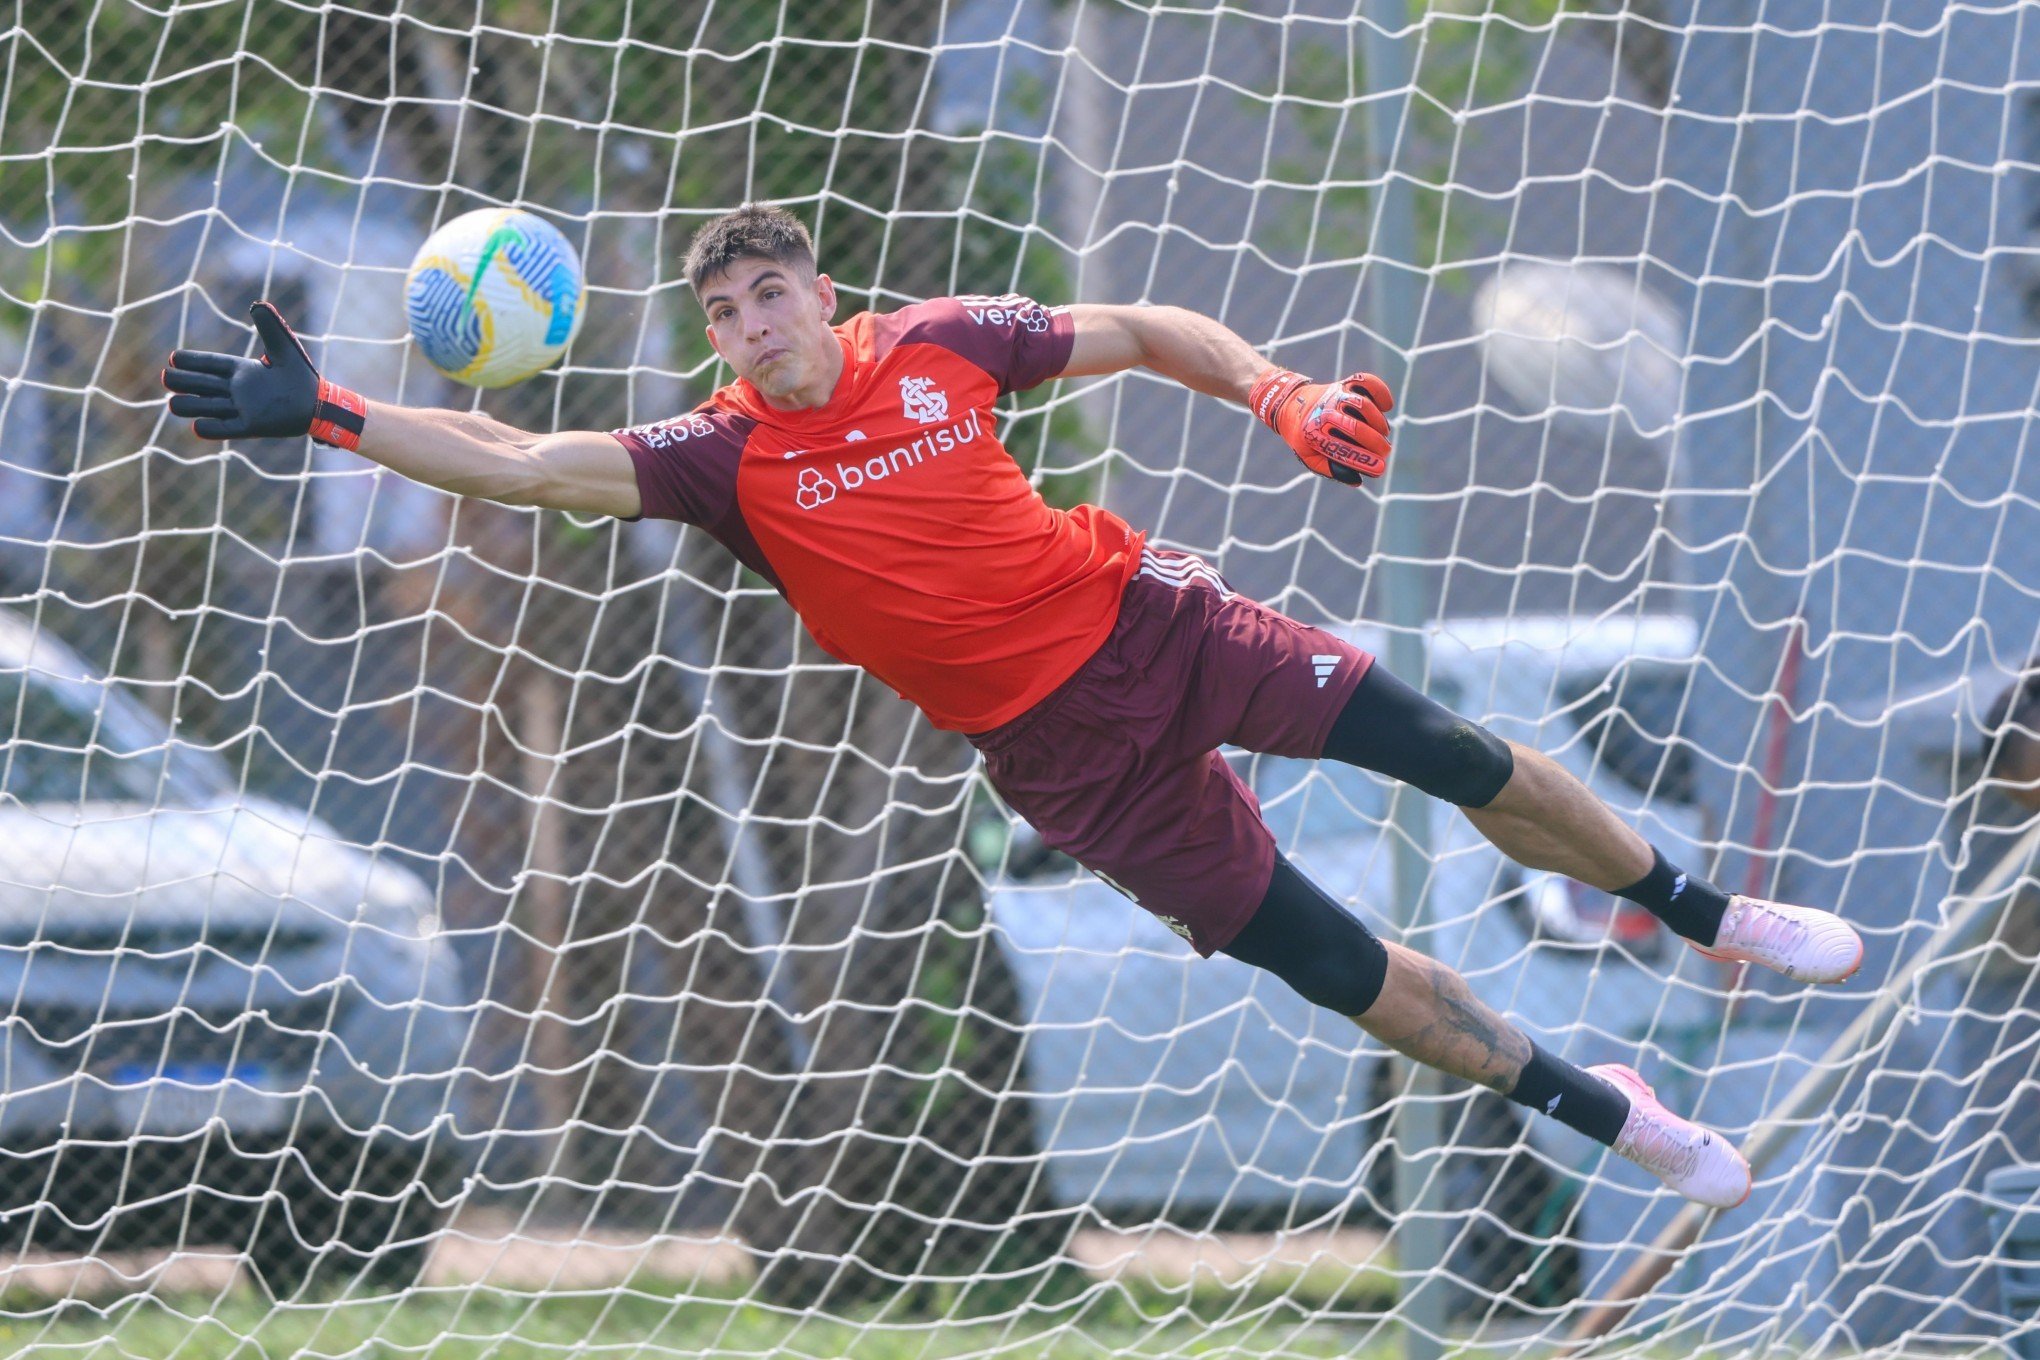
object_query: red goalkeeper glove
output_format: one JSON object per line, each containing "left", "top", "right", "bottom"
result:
{"left": 1249, "top": 367, "right": 1394, "bottom": 485}
{"left": 162, "top": 301, "right": 367, "bottom": 451}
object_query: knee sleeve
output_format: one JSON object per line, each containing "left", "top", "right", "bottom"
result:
{"left": 1321, "top": 662, "right": 1515, "bottom": 808}
{"left": 1220, "top": 857, "right": 1389, "bottom": 1017}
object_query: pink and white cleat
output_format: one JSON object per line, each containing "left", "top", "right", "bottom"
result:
{"left": 1691, "top": 894, "right": 1864, "bottom": 985}
{"left": 1589, "top": 1063, "right": 1752, "bottom": 1210}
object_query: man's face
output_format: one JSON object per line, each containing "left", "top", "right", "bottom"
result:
{"left": 698, "top": 256, "right": 839, "bottom": 402}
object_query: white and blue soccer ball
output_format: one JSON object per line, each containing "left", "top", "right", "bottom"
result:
{"left": 405, "top": 208, "right": 586, "bottom": 388}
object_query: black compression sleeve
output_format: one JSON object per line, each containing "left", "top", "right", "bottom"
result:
{"left": 1321, "top": 662, "right": 1515, "bottom": 808}
{"left": 1221, "top": 856, "right": 1389, "bottom": 1017}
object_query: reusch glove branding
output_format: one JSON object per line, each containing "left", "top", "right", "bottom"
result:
{"left": 1249, "top": 367, "right": 1394, "bottom": 485}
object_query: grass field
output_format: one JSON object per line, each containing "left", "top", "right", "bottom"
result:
{"left": 0, "top": 1273, "right": 1412, "bottom": 1360}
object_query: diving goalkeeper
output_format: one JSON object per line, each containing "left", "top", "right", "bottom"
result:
{"left": 161, "top": 204, "right": 1864, "bottom": 1209}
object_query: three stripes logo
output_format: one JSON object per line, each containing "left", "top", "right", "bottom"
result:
{"left": 1136, "top": 548, "right": 1232, "bottom": 599}
{"left": 1134, "top": 552, "right": 1348, "bottom": 692}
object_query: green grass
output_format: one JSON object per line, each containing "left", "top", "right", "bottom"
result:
{"left": 0, "top": 1272, "right": 1407, "bottom": 1360}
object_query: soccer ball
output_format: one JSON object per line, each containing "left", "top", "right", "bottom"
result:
{"left": 404, "top": 208, "right": 586, "bottom": 388}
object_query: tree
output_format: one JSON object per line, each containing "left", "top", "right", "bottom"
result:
{"left": 0, "top": 0, "right": 1069, "bottom": 1310}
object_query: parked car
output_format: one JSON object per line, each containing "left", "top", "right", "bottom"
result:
{"left": 0, "top": 606, "right": 472, "bottom": 1293}
{"left": 983, "top": 612, "right": 1714, "bottom": 1307}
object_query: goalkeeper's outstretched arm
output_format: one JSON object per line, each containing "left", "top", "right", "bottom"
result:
{"left": 343, "top": 403, "right": 639, "bottom": 518}
{"left": 161, "top": 301, "right": 640, "bottom": 519}
{"left": 1060, "top": 302, "right": 1396, "bottom": 486}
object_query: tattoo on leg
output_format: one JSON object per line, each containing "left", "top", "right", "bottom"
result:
{"left": 1389, "top": 954, "right": 1533, "bottom": 1094}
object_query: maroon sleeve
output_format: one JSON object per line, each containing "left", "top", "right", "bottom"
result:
{"left": 607, "top": 404, "right": 753, "bottom": 524}
{"left": 869, "top": 294, "right": 1075, "bottom": 396}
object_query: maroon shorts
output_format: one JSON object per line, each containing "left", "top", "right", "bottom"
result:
{"left": 969, "top": 547, "right": 1373, "bottom": 957}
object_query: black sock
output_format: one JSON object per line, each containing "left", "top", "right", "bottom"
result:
{"left": 1507, "top": 1042, "right": 1629, "bottom": 1147}
{"left": 1614, "top": 846, "right": 1729, "bottom": 945}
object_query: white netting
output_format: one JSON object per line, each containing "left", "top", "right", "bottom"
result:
{"left": 1, "top": 2, "right": 2036, "bottom": 1357}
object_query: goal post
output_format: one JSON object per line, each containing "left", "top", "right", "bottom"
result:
{"left": 1, "top": 3, "right": 2037, "bottom": 1356}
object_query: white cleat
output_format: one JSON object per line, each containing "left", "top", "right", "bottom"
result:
{"left": 1691, "top": 894, "right": 1865, "bottom": 985}
{"left": 1590, "top": 1063, "right": 1752, "bottom": 1210}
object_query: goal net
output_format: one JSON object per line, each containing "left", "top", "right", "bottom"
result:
{"left": 1, "top": 2, "right": 2035, "bottom": 1356}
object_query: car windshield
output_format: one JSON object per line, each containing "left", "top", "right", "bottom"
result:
{"left": 1555, "top": 660, "right": 1698, "bottom": 805}
{"left": 0, "top": 668, "right": 237, "bottom": 808}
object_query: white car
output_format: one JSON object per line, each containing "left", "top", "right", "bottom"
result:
{"left": 984, "top": 612, "right": 1715, "bottom": 1304}
{"left": 0, "top": 607, "right": 473, "bottom": 1292}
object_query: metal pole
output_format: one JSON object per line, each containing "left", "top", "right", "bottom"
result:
{"left": 1363, "top": 5, "right": 1449, "bottom": 1357}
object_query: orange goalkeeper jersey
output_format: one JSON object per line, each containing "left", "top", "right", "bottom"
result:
{"left": 610, "top": 295, "right": 1143, "bottom": 732}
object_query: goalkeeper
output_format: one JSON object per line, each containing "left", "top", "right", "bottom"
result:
{"left": 162, "top": 205, "right": 1863, "bottom": 1210}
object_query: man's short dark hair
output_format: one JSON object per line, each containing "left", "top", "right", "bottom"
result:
{"left": 683, "top": 205, "right": 816, "bottom": 294}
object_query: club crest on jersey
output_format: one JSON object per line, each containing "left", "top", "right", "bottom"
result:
{"left": 900, "top": 375, "right": 949, "bottom": 424}
{"left": 794, "top": 466, "right": 837, "bottom": 511}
